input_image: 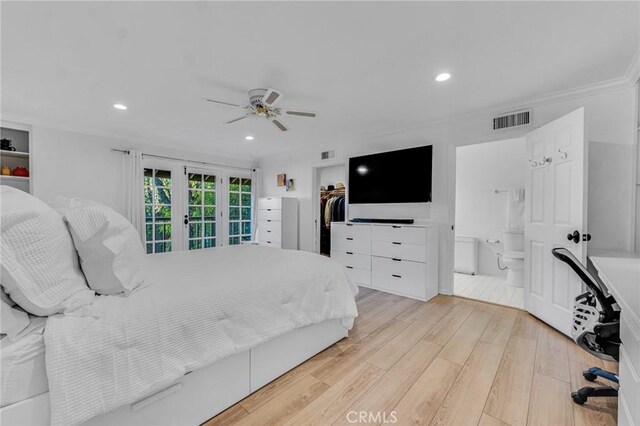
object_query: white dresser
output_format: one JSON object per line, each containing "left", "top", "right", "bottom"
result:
{"left": 331, "top": 222, "right": 438, "bottom": 301}
{"left": 589, "top": 252, "right": 640, "bottom": 426}
{"left": 257, "top": 197, "right": 298, "bottom": 249}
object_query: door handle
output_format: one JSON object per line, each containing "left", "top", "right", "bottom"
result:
{"left": 567, "top": 231, "right": 580, "bottom": 244}
{"left": 183, "top": 215, "right": 189, "bottom": 225}
{"left": 582, "top": 233, "right": 592, "bottom": 242}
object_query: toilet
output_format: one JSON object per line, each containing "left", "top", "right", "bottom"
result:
{"left": 502, "top": 229, "right": 524, "bottom": 288}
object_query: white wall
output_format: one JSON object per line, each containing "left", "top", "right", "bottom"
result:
{"left": 455, "top": 138, "right": 526, "bottom": 277}
{"left": 260, "top": 85, "right": 638, "bottom": 293}
{"left": 30, "top": 125, "right": 257, "bottom": 213}
{"left": 319, "top": 164, "right": 346, "bottom": 189}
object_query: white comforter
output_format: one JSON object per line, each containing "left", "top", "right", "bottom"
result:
{"left": 44, "top": 245, "right": 358, "bottom": 425}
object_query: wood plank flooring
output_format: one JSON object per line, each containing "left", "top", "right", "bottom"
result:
{"left": 204, "top": 288, "right": 616, "bottom": 426}
{"left": 454, "top": 273, "right": 524, "bottom": 309}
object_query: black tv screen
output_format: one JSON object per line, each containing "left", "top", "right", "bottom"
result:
{"left": 348, "top": 145, "right": 432, "bottom": 204}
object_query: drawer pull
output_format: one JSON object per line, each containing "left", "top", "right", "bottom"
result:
{"left": 346, "top": 237, "right": 354, "bottom": 241}
{"left": 267, "top": 220, "right": 272, "bottom": 222}
{"left": 267, "top": 209, "right": 272, "bottom": 211}
{"left": 392, "top": 258, "right": 402, "bottom": 262}
{"left": 392, "top": 225, "right": 401, "bottom": 228}
{"left": 346, "top": 223, "right": 353, "bottom": 227}
{"left": 267, "top": 241, "right": 272, "bottom": 244}
{"left": 346, "top": 266, "right": 354, "bottom": 269}
{"left": 392, "top": 241, "right": 402, "bottom": 245}
{"left": 267, "top": 230, "right": 271, "bottom": 233}
{"left": 346, "top": 251, "right": 353, "bottom": 255}
{"left": 392, "top": 274, "right": 402, "bottom": 278}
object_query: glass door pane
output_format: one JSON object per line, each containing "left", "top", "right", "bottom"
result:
{"left": 144, "top": 168, "right": 173, "bottom": 254}
{"left": 187, "top": 171, "right": 217, "bottom": 250}
{"left": 228, "top": 176, "right": 252, "bottom": 245}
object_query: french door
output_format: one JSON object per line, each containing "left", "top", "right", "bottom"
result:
{"left": 143, "top": 160, "right": 253, "bottom": 253}
{"left": 184, "top": 166, "right": 254, "bottom": 250}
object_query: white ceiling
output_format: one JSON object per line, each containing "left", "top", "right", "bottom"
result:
{"left": 1, "top": 1, "right": 638, "bottom": 159}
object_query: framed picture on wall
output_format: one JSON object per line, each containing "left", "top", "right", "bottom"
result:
{"left": 277, "top": 173, "right": 286, "bottom": 187}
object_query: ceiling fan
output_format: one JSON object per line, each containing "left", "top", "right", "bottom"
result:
{"left": 204, "top": 88, "right": 317, "bottom": 132}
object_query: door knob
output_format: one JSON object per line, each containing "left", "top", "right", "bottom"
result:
{"left": 582, "top": 233, "right": 592, "bottom": 242}
{"left": 567, "top": 230, "right": 580, "bottom": 244}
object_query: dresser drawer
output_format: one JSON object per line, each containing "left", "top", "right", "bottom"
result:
{"left": 619, "top": 345, "right": 640, "bottom": 426}
{"left": 620, "top": 312, "right": 640, "bottom": 383}
{"left": 345, "top": 267, "right": 371, "bottom": 287}
{"left": 372, "top": 225, "right": 426, "bottom": 245}
{"left": 332, "top": 236, "right": 371, "bottom": 255}
{"left": 372, "top": 256, "right": 426, "bottom": 299}
{"left": 331, "top": 223, "right": 372, "bottom": 241}
{"left": 258, "top": 209, "right": 282, "bottom": 221}
{"left": 331, "top": 250, "right": 371, "bottom": 270}
{"left": 259, "top": 222, "right": 281, "bottom": 243}
{"left": 372, "top": 241, "right": 426, "bottom": 263}
{"left": 258, "top": 197, "right": 282, "bottom": 210}
{"left": 259, "top": 240, "right": 281, "bottom": 248}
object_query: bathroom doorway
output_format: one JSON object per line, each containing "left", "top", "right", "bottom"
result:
{"left": 453, "top": 138, "right": 526, "bottom": 308}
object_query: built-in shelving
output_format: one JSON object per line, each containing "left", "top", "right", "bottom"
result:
{"left": 1, "top": 123, "right": 32, "bottom": 193}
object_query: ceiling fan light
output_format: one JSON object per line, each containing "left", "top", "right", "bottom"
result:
{"left": 245, "top": 136, "right": 254, "bottom": 141}
{"left": 113, "top": 103, "right": 128, "bottom": 110}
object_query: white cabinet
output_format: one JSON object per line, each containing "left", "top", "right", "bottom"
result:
{"left": 257, "top": 197, "right": 298, "bottom": 249}
{"left": 331, "top": 222, "right": 438, "bottom": 301}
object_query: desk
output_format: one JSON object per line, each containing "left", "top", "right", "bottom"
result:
{"left": 589, "top": 251, "right": 640, "bottom": 426}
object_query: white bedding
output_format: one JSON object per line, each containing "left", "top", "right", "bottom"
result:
{"left": 44, "top": 245, "right": 358, "bottom": 425}
{"left": 1, "top": 316, "right": 48, "bottom": 408}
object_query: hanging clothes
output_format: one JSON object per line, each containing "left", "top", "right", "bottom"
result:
{"left": 320, "top": 189, "right": 346, "bottom": 255}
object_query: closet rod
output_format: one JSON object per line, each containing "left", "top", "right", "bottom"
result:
{"left": 111, "top": 148, "right": 254, "bottom": 172}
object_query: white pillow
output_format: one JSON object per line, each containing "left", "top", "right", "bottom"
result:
{"left": 64, "top": 199, "right": 145, "bottom": 295}
{"left": 1, "top": 290, "right": 30, "bottom": 340}
{"left": 0, "top": 186, "right": 95, "bottom": 316}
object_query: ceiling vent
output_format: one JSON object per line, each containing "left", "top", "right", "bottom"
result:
{"left": 321, "top": 150, "right": 335, "bottom": 160}
{"left": 493, "top": 109, "right": 532, "bottom": 130}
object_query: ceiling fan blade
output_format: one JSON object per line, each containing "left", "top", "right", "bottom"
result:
{"left": 262, "top": 88, "right": 283, "bottom": 107}
{"left": 204, "top": 98, "right": 246, "bottom": 108}
{"left": 271, "top": 119, "right": 289, "bottom": 132}
{"left": 225, "top": 115, "right": 250, "bottom": 124}
{"left": 285, "top": 110, "right": 317, "bottom": 118}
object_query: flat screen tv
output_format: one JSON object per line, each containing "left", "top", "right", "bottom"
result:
{"left": 348, "top": 145, "right": 432, "bottom": 204}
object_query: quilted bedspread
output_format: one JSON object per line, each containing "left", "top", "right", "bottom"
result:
{"left": 44, "top": 245, "right": 358, "bottom": 425}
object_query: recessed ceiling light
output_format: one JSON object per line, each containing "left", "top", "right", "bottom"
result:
{"left": 245, "top": 136, "right": 254, "bottom": 141}
{"left": 435, "top": 72, "right": 451, "bottom": 82}
{"left": 113, "top": 103, "right": 128, "bottom": 110}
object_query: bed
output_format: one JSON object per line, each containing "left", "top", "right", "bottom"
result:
{"left": 0, "top": 245, "right": 358, "bottom": 426}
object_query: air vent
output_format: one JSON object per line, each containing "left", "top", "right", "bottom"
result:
{"left": 493, "top": 109, "right": 532, "bottom": 130}
{"left": 321, "top": 150, "right": 335, "bottom": 160}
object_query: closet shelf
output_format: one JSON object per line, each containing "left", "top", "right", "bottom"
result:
{"left": 0, "top": 175, "right": 30, "bottom": 182}
{"left": 0, "top": 150, "right": 29, "bottom": 159}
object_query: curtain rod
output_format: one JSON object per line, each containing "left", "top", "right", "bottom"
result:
{"left": 111, "top": 148, "right": 255, "bottom": 172}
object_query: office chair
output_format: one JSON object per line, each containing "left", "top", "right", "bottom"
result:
{"left": 551, "top": 247, "right": 620, "bottom": 405}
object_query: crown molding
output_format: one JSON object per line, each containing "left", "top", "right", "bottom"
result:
{"left": 352, "top": 75, "right": 634, "bottom": 142}
{"left": 0, "top": 112, "right": 259, "bottom": 163}
{"left": 625, "top": 49, "right": 640, "bottom": 85}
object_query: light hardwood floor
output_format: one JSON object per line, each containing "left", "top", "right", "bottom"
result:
{"left": 204, "top": 289, "right": 617, "bottom": 426}
{"left": 454, "top": 273, "right": 524, "bottom": 309}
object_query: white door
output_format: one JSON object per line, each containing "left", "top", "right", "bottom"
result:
{"left": 524, "top": 107, "right": 588, "bottom": 336}
{"left": 185, "top": 168, "right": 221, "bottom": 250}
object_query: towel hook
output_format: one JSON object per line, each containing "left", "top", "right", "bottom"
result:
{"left": 558, "top": 149, "right": 568, "bottom": 159}
{"left": 537, "top": 156, "right": 553, "bottom": 166}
